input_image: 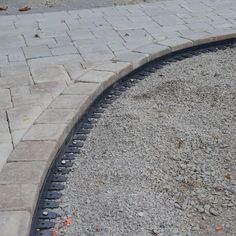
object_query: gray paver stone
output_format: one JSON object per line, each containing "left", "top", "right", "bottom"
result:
{"left": 0, "top": 161, "right": 48, "bottom": 184}
{"left": 158, "top": 37, "right": 193, "bottom": 51}
{"left": 0, "top": 184, "right": 38, "bottom": 211}
{"left": 0, "top": 211, "right": 31, "bottom": 236}
{"left": 134, "top": 43, "right": 171, "bottom": 61}
{"left": 22, "top": 45, "right": 52, "bottom": 59}
{"left": 63, "top": 82, "right": 104, "bottom": 101}
{"left": 112, "top": 51, "right": 149, "bottom": 70}
{"left": 8, "top": 141, "right": 58, "bottom": 162}
{"left": 22, "top": 124, "right": 69, "bottom": 146}
{"left": 36, "top": 109, "right": 78, "bottom": 124}
{"left": 49, "top": 94, "right": 91, "bottom": 110}
{"left": 75, "top": 70, "right": 117, "bottom": 89}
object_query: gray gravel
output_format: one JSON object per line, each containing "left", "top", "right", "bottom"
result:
{"left": 0, "top": 0, "right": 169, "bottom": 14}
{"left": 56, "top": 47, "right": 236, "bottom": 236}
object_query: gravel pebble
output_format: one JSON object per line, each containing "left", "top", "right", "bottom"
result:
{"left": 56, "top": 47, "right": 236, "bottom": 236}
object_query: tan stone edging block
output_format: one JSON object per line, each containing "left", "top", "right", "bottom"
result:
{"left": 0, "top": 32, "right": 235, "bottom": 236}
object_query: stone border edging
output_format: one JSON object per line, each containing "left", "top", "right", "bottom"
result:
{"left": 0, "top": 30, "right": 236, "bottom": 236}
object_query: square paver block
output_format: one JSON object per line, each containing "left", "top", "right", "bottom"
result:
{"left": 158, "top": 37, "right": 193, "bottom": 51}
{"left": 49, "top": 94, "right": 91, "bottom": 110}
{"left": 35, "top": 108, "right": 78, "bottom": 124}
{"left": 30, "top": 64, "right": 71, "bottom": 83}
{"left": 0, "top": 143, "right": 13, "bottom": 172}
{"left": 0, "top": 64, "right": 32, "bottom": 89}
{"left": 8, "top": 141, "right": 58, "bottom": 162}
{"left": 0, "top": 161, "right": 48, "bottom": 184}
{"left": 112, "top": 51, "right": 149, "bottom": 70}
{"left": 0, "top": 211, "right": 31, "bottom": 236}
{"left": 75, "top": 70, "right": 117, "bottom": 89}
{"left": 0, "top": 184, "right": 38, "bottom": 211}
{"left": 0, "top": 89, "right": 12, "bottom": 109}
{"left": 0, "top": 111, "right": 12, "bottom": 143}
{"left": 22, "top": 124, "right": 69, "bottom": 146}
{"left": 94, "top": 61, "right": 133, "bottom": 78}
{"left": 7, "top": 105, "right": 42, "bottom": 131}
{"left": 22, "top": 45, "right": 51, "bottom": 59}
{"left": 134, "top": 43, "right": 171, "bottom": 61}
{"left": 62, "top": 82, "right": 104, "bottom": 101}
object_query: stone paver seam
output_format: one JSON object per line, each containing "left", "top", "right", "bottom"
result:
{"left": 65, "top": 31, "right": 87, "bottom": 63}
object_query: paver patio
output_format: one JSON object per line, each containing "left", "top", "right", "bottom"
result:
{"left": 0, "top": 0, "right": 235, "bottom": 235}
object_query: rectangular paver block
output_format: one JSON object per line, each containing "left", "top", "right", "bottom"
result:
{"left": 112, "top": 51, "right": 149, "bottom": 70}
{"left": 22, "top": 123, "right": 69, "bottom": 146}
{"left": 63, "top": 82, "right": 104, "bottom": 101}
{"left": 0, "top": 143, "right": 13, "bottom": 172}
{"left": 134, "top": 43, "right": 171, "bottom": 61}
{"left": 0, "top": 211, "right": 31, "bottom": 236}
{"left": 94, "top": 61, "right": 133, "bottom": 78}
{"left": 49, "top": 94, "right": 91, "bottom": 110}
{"left": 158, "top": 37, "right": 193, "bottom": 51}
{"left": 22, "top": 45, "right": 52, "bottom": 59}
{"left": 0, "top": 161, "right": 48, "bottom": 184}
{"left": 36, "top": 108, "right": 78, "bottom": 125}
{"left": 30, "top": 64, "right": 71, "bottom": 83}
{"left": 0, "top": 184, "right": 38, "bottom": 211}
{"left": 8, "top": 140, "right": 58, "bottom": 162}
{"left": 75, "top": 70, "right": 117, "bottom": 89}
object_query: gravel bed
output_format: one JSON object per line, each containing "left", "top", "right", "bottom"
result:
{"left": 56, "top": 47, "right": 236, "bottom": 236}
{"left": 0, "top": 0, "right": 170, "bottom": 14}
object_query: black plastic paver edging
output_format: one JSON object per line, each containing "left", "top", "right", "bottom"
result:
{"left": 30, "top": 38, "right": 236, "bottom": 236}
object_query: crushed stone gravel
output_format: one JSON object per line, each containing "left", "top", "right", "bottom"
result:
{"left": 56, "top": 46, "right": 236, "bottom": 236}
{"left": 0, "top": 0, "right": 171, "bottom": 15}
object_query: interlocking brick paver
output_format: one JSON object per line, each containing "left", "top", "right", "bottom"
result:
{"left": 113, "top": 51, "right": 149, "bottom": 69}
{"left": 36, "top": 109, "right": 78, "bottom": 124}
{"left": 0, "top": 33, "right": 26, "bottom": 49}
{"left": 158, "top": 37, "right": 193, "bottom": 51}
{"left": 63, "top": 82, "right": 104, "bottom": 101}
{"left": 0, "top": 111, "right": 12, "bottom": 143}
{"left": 0, "top": 1, "right": 235, "bottom": 235}
{"left": 22, "top": 124, "right": 69, "bottom": 145}
{"left": 30, "top": 64, "right": 71, "bottom": 83}
{"left": 95, "top": 61, "right": 132, "bottom": 78}
{"left": 0, "top": 89, "right": 12, "bottom": 109}
{"left": 0, "top": 184, "right": 38, "bottom": 211}
{"left": 0, "top": 64, "right": 32, "bottom": 89}
{"left": 49, "top": 94, "right": 91, "bottom": 110}
{"left": 7, "top": 105, "right": 42, "bottom": 144}
{"left": 0, "top": 161, "right": 48, "bottom": 184}
{"left": 8, "top": 141, "right": 58, "bottom": 162}
{"left": 134, "top": 43, "right": 171, "bottom": 61}
{"left": 22, "top": 45, "right": 52, "bottom": 59}
{"left": 51, "top": 45, "right": 78, "bottom": 56}
{"left": 0, "top": 211, "right": 31, "bottom": 236}
{"left": 0, "top": 143, "right": 13, "bottom": 172}
{"left": 75, "top": 70, "right": 117, "bottom": 88}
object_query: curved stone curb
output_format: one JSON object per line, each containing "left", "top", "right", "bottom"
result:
{"left": 0, "top": 3, "right": 236, "bottom": 236}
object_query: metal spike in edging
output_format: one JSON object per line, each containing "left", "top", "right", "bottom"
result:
{"left": 30, "top": 38, "right": 236, "bottom": 236}
{"left": 45, "top": 192, "right": 62, "bottom": 200}
{"left": 47, "top": 183, "right": 65, "bottom": 191}
{"left": 38, "top": 211, "right": 58, "bottom": 220}
{"left": 53, "top": 167, "right": 70, "bottom": 175}
{"left": 35, "top": 230, "right": 52, "bottom": 236}
{"left": 42, "top": 201, "right": 59, "bottom": 209}
{"left": 82, "top": 123, "right": 94, "bottom": 129}
{"left": 73, "top": 134, "right": 87, "bottom": 141}
{"left": 61, "top": 153, "right": 76, "bottom": 160}
{"left": 51, "top": 175, "right": 67, "bottom": 182}
{"left": 36, "top": 221, "right": 55, "bottom": 230}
